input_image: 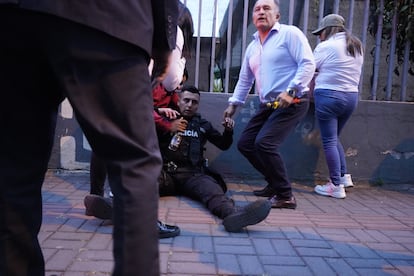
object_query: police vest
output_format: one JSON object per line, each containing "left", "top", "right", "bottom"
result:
{"left": 164, "top": 115, "right": 204, "bottom": 168}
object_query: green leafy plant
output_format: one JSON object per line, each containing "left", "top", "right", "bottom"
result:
{"left": 369, "top": 0, "right": 414, "bottom": 76}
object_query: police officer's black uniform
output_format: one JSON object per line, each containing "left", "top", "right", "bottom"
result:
{"left": 158, "top": 114, "right": 236, "bottom": 219}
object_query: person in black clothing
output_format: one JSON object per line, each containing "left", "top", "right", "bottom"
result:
{"left": 85, "top": 102, "right": 182, "bottom": 239}
{"left": 85, "top": 1, "right": 194, "bottom": 240}
{"left": 159, "top": 86, "right": 273, "bottom": 232}
{"left": 86, "top": 85, "right": 272, "bottom": 232}
{"left": 0, "top": 1, "right": 178, "bottom": 275}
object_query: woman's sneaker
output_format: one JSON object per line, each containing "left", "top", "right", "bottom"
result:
{"left": 340, "top": 174, "right": 354, "bottom": 188}
{"left": 314, "top": 182, "right": 346, "bottom": 199}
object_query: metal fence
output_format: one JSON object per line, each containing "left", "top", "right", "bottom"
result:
{"left": 182, "top": 0, "right": 413, "bottom": 102}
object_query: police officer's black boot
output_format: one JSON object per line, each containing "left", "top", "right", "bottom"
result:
{"left": 222, "top": 199, "right": 271, "bottom": 232}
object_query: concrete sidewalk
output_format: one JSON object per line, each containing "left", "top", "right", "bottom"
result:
{"left": 41, "top": 170, "right": 414, "bottom": 276}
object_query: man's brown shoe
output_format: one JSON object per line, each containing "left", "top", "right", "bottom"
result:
{"left": 253, "top": 185, "right": 277, "bottom": 197}
{"left": 269, "top": 195, "right": 297, "bottom": 209}
{"left": 84, "top": 194, "right": 113, "bottom": 220}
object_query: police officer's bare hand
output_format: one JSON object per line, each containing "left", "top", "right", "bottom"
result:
{"left": 158, "top": 108, "right": 180, "bottom": 119}
{"left": 170, "top": 117, "right": 188, "bottom": 132}
{"left": 276, "top": 92, "right": 294, "bottom": 108}
{"left": 222, "top": 117, "right": 235, "bottom": 130}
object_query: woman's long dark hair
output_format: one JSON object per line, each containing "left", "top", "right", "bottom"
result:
{"left": 324, "top": 26, "right": 364, "bottom": 57}
{"left": 178, "top": 2, "right": 194, "bottom": 59}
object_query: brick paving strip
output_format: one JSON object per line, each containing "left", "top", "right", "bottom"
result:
{"left": 41, "top": 170, "right": 414, "bottom": 276}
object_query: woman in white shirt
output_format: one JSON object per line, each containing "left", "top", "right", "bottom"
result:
{"left": 312, "top": 14, "right": 364, "bottom": 199}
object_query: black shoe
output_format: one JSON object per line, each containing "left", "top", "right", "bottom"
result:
{"left": 84, "top": 194, "right": 113, "bottom": 220}
{"left": 269, "top": 195, "right": 297, "bottom": 209}
{"left": 158, "top": 221, "right": 180, "bottom": 239}
{"left": 253, "top": 185, "right": 277, "bottom": 197}
{"left": 222, "top": 199, "right": 271, "bottom": 232}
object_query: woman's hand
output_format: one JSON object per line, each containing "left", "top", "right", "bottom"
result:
{"left": 157, "top": 108, "right": 180, "bottom": 119}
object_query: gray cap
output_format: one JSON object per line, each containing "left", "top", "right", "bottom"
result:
{"left": 312, "top": 14, "right": 345, "bottom": 35}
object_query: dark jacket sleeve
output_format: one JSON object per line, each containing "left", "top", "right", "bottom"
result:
{"left": 6, "top": 1, "right": 179, "bottom": 84}
{"left": 3, "top": 0, "right": 179, "bottom": 56}
{"left": 200, "top": 118, "right": 233, "bottom": 151}
{"left": 151, "top": 0, "right": 179, "bottom": 52}
{"left": 150, "top": 0, "right": 179, "bottom": 86}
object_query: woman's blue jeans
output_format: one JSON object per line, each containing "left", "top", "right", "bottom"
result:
{"left": 314, "top": 89, "right": 358, "bottom": 185}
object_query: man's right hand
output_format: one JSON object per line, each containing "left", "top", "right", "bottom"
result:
{"left": 170, "top": 117, "right": 188, "bottom": 133}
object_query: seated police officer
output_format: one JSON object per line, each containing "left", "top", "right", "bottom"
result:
{"left": 85, "top": 85, "right": 272, "bottom": 232}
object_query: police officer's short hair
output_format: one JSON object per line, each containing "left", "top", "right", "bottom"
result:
{"left": 181, "top": 85, "right": 200, "bottom": 95}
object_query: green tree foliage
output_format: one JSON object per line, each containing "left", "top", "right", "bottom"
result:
{"left": 369, "top": 0, "right": 414, "bottom": 75}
